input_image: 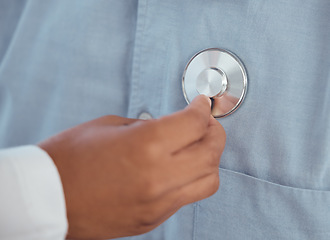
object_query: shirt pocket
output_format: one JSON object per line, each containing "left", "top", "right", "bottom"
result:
{"left": 194, "top": 168, "right": 330, "bottom": 240}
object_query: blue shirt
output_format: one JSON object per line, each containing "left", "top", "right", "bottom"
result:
{"left": 0, "top": 1, "right": 330, "bottom": 239}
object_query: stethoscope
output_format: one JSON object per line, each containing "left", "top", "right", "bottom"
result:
{"left": 182, "top": 48, "right": 247, "bottom": 118}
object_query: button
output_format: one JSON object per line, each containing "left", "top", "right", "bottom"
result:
{"left": 138, "top": 112, "right": 153, "bottom": 120}
{"left": 182, "top": 48, "right": 248, "bottom": 118}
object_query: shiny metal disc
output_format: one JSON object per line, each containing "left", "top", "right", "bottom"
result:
{"left": 182, "top": 48, "right": 248, "bottom": 118}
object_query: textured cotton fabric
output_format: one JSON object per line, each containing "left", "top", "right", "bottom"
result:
{"left": 0, "top": 1, "right": 329, "bottom": 239}
{"left": 0, "top": 146, "right": 67, "bottom": 239}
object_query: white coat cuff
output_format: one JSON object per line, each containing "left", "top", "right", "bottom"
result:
{"left": 0, "top": 145, "right": 68, "bottom": 240}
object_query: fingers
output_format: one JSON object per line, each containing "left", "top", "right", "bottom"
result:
{"left": 143, "top": 172, "right": 220, "bottom": 228}
{"left": 127, "top": 113, "right": 225, "bottom": 199}
{"left": 155, "top": 116, "right": 225, "bottom": 193}
{"left": 172, "top": 171, "right": 220, "bottom": 206}
{"left": 155, "top": 95, "right": 212, "bottom": 152}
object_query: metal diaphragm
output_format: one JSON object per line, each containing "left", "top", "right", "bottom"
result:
{"left": 182, "top": 48, "right": 248, "bottom": 118}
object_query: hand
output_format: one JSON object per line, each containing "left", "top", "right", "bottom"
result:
{"left": 38, "top": 95, "right": 226, "bottom": 240}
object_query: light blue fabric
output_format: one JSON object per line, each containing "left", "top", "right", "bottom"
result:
{"left": 0, "top": 0, "right": 329, "bottom": 239}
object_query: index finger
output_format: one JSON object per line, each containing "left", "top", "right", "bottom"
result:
{"left": 156, "top": 95, "right": 212, "bottom": 152}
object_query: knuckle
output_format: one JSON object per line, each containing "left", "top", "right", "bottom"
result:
{"left": 136, "top": 205, "right": 162, "bottom": 228}
{"left": 142, "top": 140, "right": 161, "bottom": 160}
{"left": 208, "top": 173, "right": 220, "bottom": 196}
{"left": 140, "top": 177, "right": 163, "bottom": 201}
{"left": 207, "top": 149, "right": 220, "bottom": 167}
{"left": 204, "top": 142, "right": 221, "bottom": 166}
{"left": 209, "top": 138, "right": 220, "bottom": 151}
{"left": 132, "top": 215, "right": 157, "bottom": 235}
{"left": 132, "top": 224, "right": 154, "bottom": 236}
{"left": 137, "top": 122, "right": 163, "bottom": 159}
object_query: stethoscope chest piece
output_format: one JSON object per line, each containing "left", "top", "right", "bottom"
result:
{"left": 182, "top": 48, "right": 247, "bottom": 118}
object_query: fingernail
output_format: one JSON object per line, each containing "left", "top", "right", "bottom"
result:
{"left": 205, "top": 96, "right": 212, "bottom": 107}
{"left": 198, "top": 94, "right": 211, "bottom": 107}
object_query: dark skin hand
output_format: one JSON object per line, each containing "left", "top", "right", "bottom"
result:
{"left": 38, "top": 95, "right": 226, "bottom": 240}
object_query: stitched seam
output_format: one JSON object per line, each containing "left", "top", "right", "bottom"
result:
{"left": 192, "top": 202, "right": 199, "bottom": 240}
{"left": 127, "top": 0, "right": 148, "bottom": 117}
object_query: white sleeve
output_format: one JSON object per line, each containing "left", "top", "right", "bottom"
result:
{"left": 0, "top": 145, "right": 68, "bottom": 240}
